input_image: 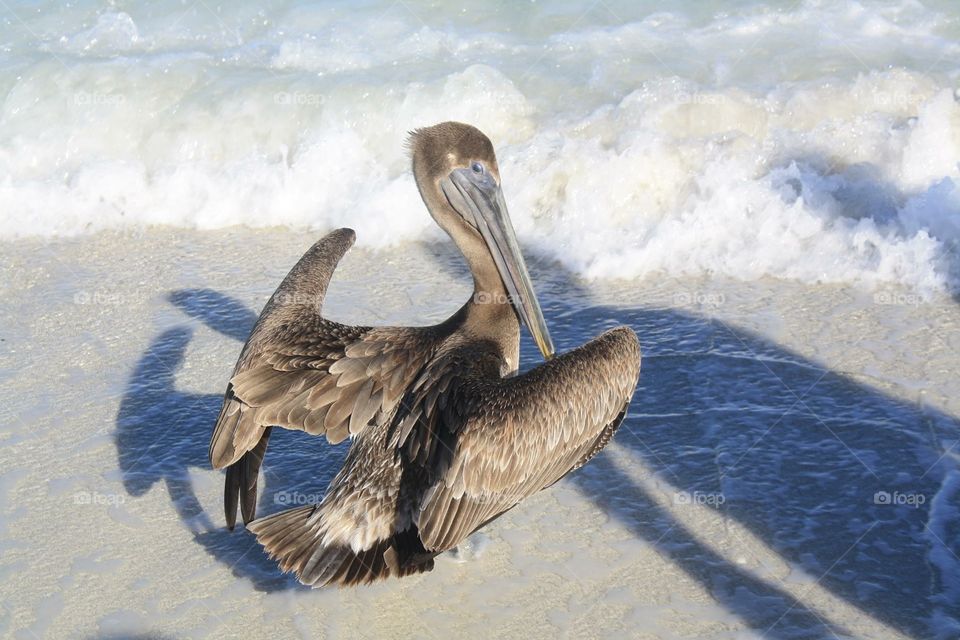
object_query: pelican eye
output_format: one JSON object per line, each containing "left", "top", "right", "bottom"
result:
{"left": 471, "top": 161, "right": 484, "bottom": 175}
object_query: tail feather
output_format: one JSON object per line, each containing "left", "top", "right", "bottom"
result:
{"left": 248, "top": 505, "right": 435, "bottom": 587}
{"left": 224, "top": 427, "right": 272, "bottom": 530}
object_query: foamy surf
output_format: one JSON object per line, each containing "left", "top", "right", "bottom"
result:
{"left": 2, "top": 1, "right": 959, "bottom": 294}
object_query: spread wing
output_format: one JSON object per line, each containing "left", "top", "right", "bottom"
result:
{"left": 208, "top": 228, "right": 444, "bottom": 528}
{"left": 209, "top": 321, "right": 435, "bottom": 468}
{"left": 392, "top": 326, "right": 642, "bottom": 552}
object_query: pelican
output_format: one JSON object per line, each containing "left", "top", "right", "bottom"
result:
{"left": 209, "top": 122, "right": 641, "bottom": 587}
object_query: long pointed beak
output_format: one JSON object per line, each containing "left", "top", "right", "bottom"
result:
{"left": 442, "top": 168, "right": 556, "bottom": 360}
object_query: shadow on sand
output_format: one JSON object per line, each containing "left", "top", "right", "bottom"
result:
{"left": 114, "top": 258, "right": 959, "bottom": 638}
{"left": 115, "top": 289, "right": 350, "bottom": 592}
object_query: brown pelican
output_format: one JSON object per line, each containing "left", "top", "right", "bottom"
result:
{"left": 209, "top": 122, "right": 641, "bottom": 587}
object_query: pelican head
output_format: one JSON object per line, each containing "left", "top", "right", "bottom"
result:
{"left": 409, "top": 122, "right": 555, "bottom": 360}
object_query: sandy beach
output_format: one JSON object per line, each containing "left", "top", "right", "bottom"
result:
{"left": 1, "top": 228, "right": 958, "bottom": 639}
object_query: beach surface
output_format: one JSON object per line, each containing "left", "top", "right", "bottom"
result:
{"left": 1, "top": 229, "right": 958, "bottom": 639}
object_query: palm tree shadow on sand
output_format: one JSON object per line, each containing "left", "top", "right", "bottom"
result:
{"left": 546, "top": 301, "right": 959, "bottom": 640}
{"left": 115, "top": 264, "right": 959, "bottom": 638}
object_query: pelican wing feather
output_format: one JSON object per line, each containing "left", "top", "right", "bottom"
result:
{"left": 208, "top": 229, "right": 442, "bottom": 528}
{"left": 392, "top": 326, "right": 641, "bottom": 552}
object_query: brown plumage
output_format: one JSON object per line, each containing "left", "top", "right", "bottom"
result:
{"left": 209, "top": 121, "right": 641, "bottom": 587}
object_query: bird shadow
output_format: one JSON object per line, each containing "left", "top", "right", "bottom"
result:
{"left": 114, "top": 270, "right": 959, "bottom": 639}
{"left": 114, "top": 289, "right": 349, "bottom": 592}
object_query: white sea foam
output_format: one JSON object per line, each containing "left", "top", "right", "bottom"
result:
{"left": 1, "top": 1, "right": 959, "bottom": 293}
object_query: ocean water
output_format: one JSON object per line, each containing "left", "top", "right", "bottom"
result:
{"left": 1, "top": 0, "right": 959, "bottom": 293}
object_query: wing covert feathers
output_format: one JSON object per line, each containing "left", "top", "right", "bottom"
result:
{"left": 209, "top": 229, "right": 439, "bottom": 470}
{"left": 210, "top": 228, "right": 358, "bottom": 469}
{"left": 409, "top": 326, "right": 641, "bottom": 552}
{"left": 210, "top": 229, "right": 442, "bottom": 540}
